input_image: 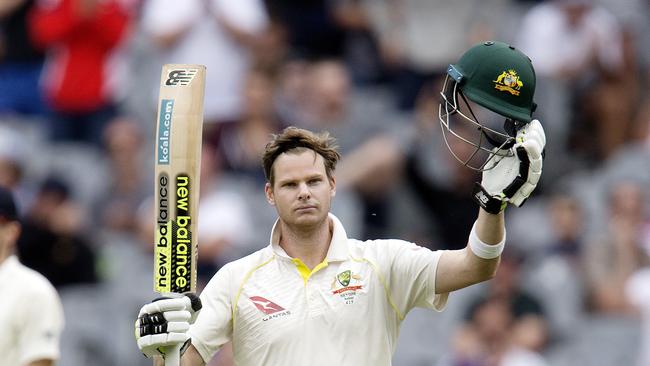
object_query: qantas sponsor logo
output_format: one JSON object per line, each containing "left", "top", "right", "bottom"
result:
{"left": 250, "top": 296, "right": 285, "bottom": 314}
{"left": 249, "top": 296, "right": 292, "bottom": 321}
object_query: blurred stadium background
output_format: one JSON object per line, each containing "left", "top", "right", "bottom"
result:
{"left": 1, "top": 0, "right": 650, "bottom": 365}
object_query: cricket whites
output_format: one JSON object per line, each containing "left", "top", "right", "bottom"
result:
{"left": 153, "top": 64, "right": 205, "bottom": 365}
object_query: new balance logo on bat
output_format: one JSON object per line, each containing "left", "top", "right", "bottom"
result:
{"left": 165, "top": 69, "right": 198, "bottom": 86}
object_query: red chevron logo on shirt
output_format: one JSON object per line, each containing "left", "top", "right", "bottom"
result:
{"left": 249, "top": 296, "right": 285, "bottom": 315}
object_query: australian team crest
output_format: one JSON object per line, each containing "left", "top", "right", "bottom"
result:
{"left": 493, "top": 69, "right": 523, "bottom": 96}
{"left": 332, "top": 270, "right": 363, "bottom": 304}
{"left": 337, "top": 270, "right": 352, "bottom": 286}
{"left": 332, "top": 270, "right": 362, "bottom": 292}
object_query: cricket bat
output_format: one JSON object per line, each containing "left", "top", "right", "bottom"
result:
{"left": 153, "top": 64, "right": 206, "bottom": 365}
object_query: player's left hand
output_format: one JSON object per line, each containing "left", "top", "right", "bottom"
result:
{"left": 135, "top": 293, "right": 202, "bottom": 358}
{"left": 473, "top": 119, "right": 545, "bottom": 214}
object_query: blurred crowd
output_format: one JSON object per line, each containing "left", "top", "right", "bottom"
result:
{"left": 1, "top": 0, "right": 650, "bottom": 365}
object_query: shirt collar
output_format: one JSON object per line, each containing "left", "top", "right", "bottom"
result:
{"left": 269, "top": 213, "right": 350, "bottom": 262}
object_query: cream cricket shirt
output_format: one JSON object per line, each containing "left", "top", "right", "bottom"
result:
{"left": 0, "top": 256, "right": 64, "bottom": 366}
{"left": 189, "top": 214, "right": 449, "bottom": 365}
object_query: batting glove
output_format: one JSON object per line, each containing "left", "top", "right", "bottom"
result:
{"left": 473, "top": 119, "right": 546, "bottom": 214}
{"left": 135, "top": 293, "right": 202, "bottom": 358}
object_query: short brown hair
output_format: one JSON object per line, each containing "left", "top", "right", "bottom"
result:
{"left": 262, "top": 127, "right": 341, "bottom": 185}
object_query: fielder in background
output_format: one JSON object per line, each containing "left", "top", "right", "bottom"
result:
{"left": 135, "top": 41, "right": 546, "bottom": 365}
{"left": 0, "top": 186, "right": 65, "bottom": 366}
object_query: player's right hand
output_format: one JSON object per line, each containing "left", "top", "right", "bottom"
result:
{"left": 135, "top": 293, "right": 202, "bottom": 358}
{"left": 473, "top": 119, "right": 546, "bottom": 214}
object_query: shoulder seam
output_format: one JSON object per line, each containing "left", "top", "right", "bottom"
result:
{"left": 232, "top": 255, "right": 277, "bottom": 328}
{"left": 349, "top": 254, "right": 404, "bottom": 321}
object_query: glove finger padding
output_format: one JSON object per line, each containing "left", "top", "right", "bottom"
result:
{"left": 163, "top": 310, "right": 192, "bottom": 322}
{"left": 137, "top": 332, "right": 190, "bottom": 358}
{"left": 138, "top": 296, "right": 191, "bottom": 317}
{"left": 509, "top": 121, "right": 545, "bottom": 206}
{"left": 475, "top": 119, "right": 545, "bottom": 213}
{"left": 135, "top": 293, "right": 202, "bottom": 358}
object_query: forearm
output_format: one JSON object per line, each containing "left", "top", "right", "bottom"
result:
{"left": 465, "top": 208, "right": 505, "bottom": 279}
{"left": 475, "top": 207, "right": 505, "bottom": 245}
{"left": 435, "top": 209, "right": 503, "bottom": 293}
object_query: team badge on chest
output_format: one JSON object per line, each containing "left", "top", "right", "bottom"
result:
{"left": 331, "top": 270, "right": 363, "bottom": 305}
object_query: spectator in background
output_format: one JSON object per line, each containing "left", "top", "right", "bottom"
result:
{"left": 543, "top": 194, "right": 584, "bottom": 262}
{"left": 404, "top": 84, "right": 483, "bottom": 249}
{"left": 196, "top": 143, "right": 254, "bottom": 287}
{"left": 626, "top": 264, "right": 650, "bottom": 366}
{"left": 0, "top": 124, "right": 34, "bottom": 212}
{"left": 526, "top": 192, "right": 586, "bottom": 339}
{"left": 17, "top": 176, "right": 98, "bottom": 288}
{"left": 217, "top": 67, "right": 283, "bottom": 182}
{"left": 441, "top": 297, "right": 548, "bottom": 366}
{"left": 362, "top": 0, "right": 505, "bottom": 110}
{"left": 264, "top": 0, "right": 346, "bottom": 59}
{"left": 467, "top": 249, "right": 549, "bottom": 353}
{"left": 141, "top": 0, "right": 269, "bottom": 141}
{"left": 28, "top": 0, "right": 131, "bottom": 145}
{"left": 516, "top": 0, "right": 632, "bottom": 162}
{"left": 631, "top": 95, "right": 650, "bottom": 147}
{"left": 266, "top": 0, "right": 383, "bottom": 84}
{"left": 94, "top": 115, "right": 148, "bottom": 234}
{"left": 0, "top": 186, "right": 64, "bottom": 366}
{"left": 284, "top": 59, "right": 406, "bottom": 239}
{"left": 439, "top": 250, "right": 549, "bottom": 366}
{"left": 585, "top": 180, "right": 650, "bottom": 313}
{"left": 331, "top": 0, "right": 385, "bottom": 85}
{"left": 0, "top": 0, "right": 49, "bottom": 116}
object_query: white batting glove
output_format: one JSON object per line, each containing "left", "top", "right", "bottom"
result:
{"left": 473, "top": 119, "right": 546, "bottom": 214}
{"left": 135, "top": 293, "right": 202, "bottom": 358}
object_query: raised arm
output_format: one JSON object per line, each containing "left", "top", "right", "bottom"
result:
{"left": 435, "top": 120, "right": 545, "bottom": 294}
{"left": 435, "top": 209, "right": 503, "bottom": 293}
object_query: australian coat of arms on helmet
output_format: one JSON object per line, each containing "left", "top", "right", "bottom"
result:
{"left": 493, "top": 69, "right": 523, "bottom": 96}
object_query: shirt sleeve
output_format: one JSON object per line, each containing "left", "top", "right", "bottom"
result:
{"left": 380, "top": 240, "right": 449, "bottom": 315}
{"left": 18, "top": 283, "right": 64, "bottom": 364}
{"left": 188, "top": 263, "right": 235, "bottom": 363}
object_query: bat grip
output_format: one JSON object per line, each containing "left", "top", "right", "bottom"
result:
{"left": 164, "top": 344, "right": 181, "bottom": 366}
{"left": 161, "top": 292, "right": 184, "bottom": 366}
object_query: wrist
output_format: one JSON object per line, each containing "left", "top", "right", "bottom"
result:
{"left": 472, "top": 183, "right": 507, "bottom": 214}
{"left": 469, "top": 220, "right": 505, "bottom": 259}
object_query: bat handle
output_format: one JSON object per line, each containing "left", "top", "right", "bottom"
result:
{"left": 164, "top": 344, "right": 181, "bottom": 366}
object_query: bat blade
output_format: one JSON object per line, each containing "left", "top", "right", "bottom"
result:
{"left": 153, "top": 64, "right": 205, "bottom": 296}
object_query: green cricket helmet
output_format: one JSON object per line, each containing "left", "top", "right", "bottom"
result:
{"left": 439, "top": 41, "right": 537, "bottom": 171}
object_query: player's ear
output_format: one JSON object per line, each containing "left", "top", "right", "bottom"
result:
{"left": 264, "top": 182, "right": 275, "bottom": 205}
{"left": 329, "top": 176, "right": 336, "bottom": 198}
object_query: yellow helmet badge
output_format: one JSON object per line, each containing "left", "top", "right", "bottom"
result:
{"left": 493, "top": 69, "right": 523, "bottom": 96}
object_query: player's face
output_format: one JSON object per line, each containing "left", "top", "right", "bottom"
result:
{"left": 265, "top": 150, "right": 336, "bottom": 229}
